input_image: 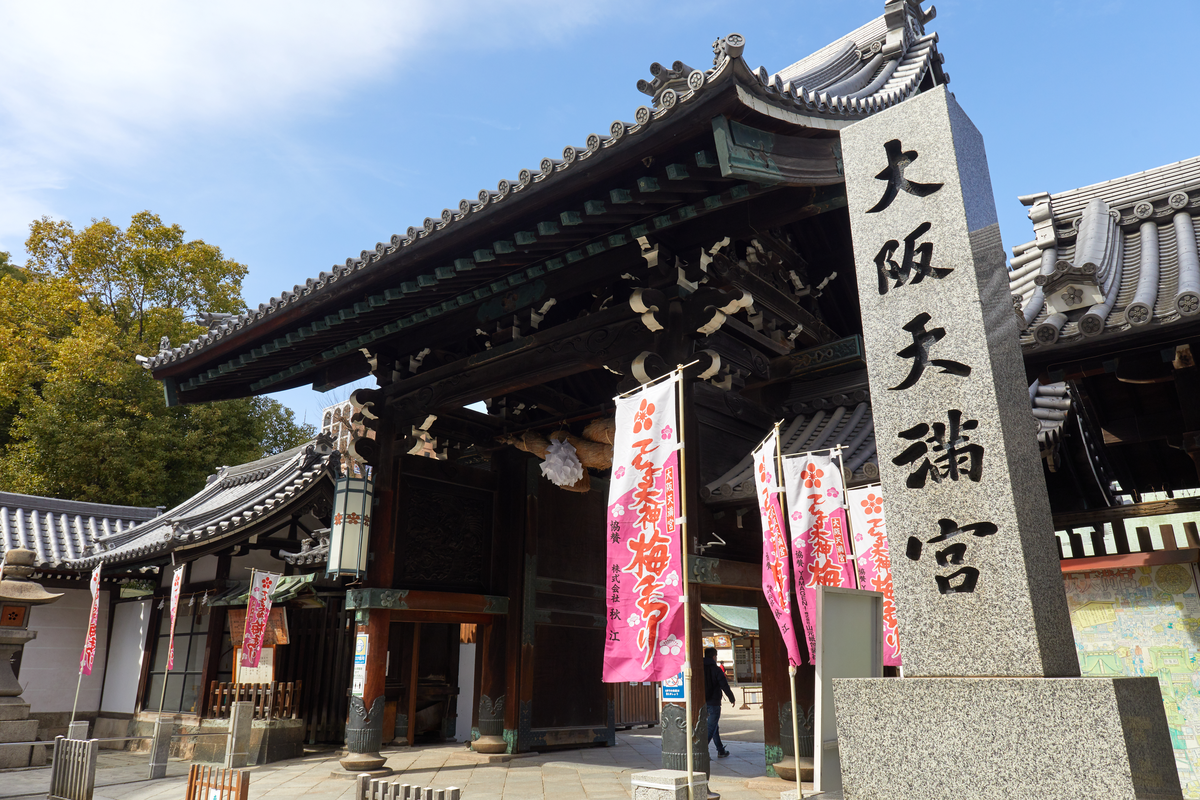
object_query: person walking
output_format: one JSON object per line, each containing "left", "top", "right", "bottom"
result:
{"left": 703, "top": 647, "right": 736, "bottom": 758}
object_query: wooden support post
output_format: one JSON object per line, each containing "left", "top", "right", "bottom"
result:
{"left": 1113, "top": 519, "right": 1131, "bottom": 555}
{"left": 1183, "top": 522, "right": 1200, "bottom": 550}
{"left": 1161, "top": 524, "right": 1178, "bottom": 551}
{"left": 757, "top": 590, "right": 788, "bottom": 777}
{"left": 1090, "top": 528, "right": 1108, "bottom": 557}
{"left": 1136, "top": 527, "right": 1154, "bottom": 553}
{"left": 1067, "top": 530, "right": 1085, "bottom": 559}
{"left": 406, "top": 623, "right": 422, "bottom": 747}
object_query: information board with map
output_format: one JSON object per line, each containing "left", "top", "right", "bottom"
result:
{"left": 1065, "top": 564, "right": 1200, "bottom": 797}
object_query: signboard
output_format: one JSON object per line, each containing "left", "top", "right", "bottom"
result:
{"left": 702, "top": 634, "right": 732, "bottom": 650}
{"left": 661, "top": 671, "right": 685, "bottom": 701}
{"left": 602, "top": 373, "right": 686, "bottom": 683}
{"left": 351, "top": 632, "right": 369, "bottom": 697}
{"left": 846, "top": 486, "right": 902, "bottom": 666}
{"left": 228, "top": 607, "right": 289, "bottom": 647}
{"left": 234, "top": 646, "right": 274, "bottom": 684}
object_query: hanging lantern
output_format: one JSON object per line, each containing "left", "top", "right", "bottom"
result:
{"left": 326, "top": 475, "right": 374, "bottom": 579}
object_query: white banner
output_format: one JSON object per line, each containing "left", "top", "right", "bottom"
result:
{"left": 240, "top": 570, "right": 279, "bottom": 669}
{"left": 79, "top": 564, "right": 101, "bottom": 676}
{"left": 166, "top": 565, "right": 185, "bottom": 670}
{"left": 846, "top": 486, "right": 902, "bottom": 666}
{"left": 603, "top": 373, "right": 686, "bottom": 683}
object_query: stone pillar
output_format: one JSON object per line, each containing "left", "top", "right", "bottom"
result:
{"left": 830, "top": 84, "right": 1183, "bottom": 799}
{"left": 0, "top": 548, "right": 61, "bottom": 769}
{"left": 224, "top": 701, "right": 253, "bottom": 768}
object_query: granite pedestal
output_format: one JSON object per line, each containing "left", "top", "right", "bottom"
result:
{"left": 631, "top": 769, "right": 709, "bottom": 800}
{"left": 832, "top": 676, "right": 1181, "bottom": 800}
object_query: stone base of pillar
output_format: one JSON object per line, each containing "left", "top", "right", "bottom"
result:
{"left": 631, "top": 769, "right": 709, "bottom": 800}
{"left": 332, "top": 751, "right": 392, "bottom": 780}
{"left": 471, "top": 734, "right": 507, "bottom": 754}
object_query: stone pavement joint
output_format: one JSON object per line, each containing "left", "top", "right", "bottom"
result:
{"left": 0, "top": 728, "right": 800, "bottom": 800}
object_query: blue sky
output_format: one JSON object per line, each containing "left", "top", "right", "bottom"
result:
{"left": 2, "top": 0, "right": 1196, "bottom": 427}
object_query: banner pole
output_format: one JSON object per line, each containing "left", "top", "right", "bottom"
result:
{"left": 676, "top": 367, "right": 696, "bottom": 800}
{"left": 68, "top": 670, "right": 83, "bottom": 729}
{"left": 773, "top": 424, "right": 803, "bottom": 799}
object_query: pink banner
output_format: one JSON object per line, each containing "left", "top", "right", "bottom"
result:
{"left": 166, "top": 565, "right": 184, "bottom": 670}
{"left": 79, "top": 564, "right": 100, "bottom": 676}
{"left": 603, "top": 375, "right": 685, "bottom": 683}
{"left": 240, "top": 571, "right": 278, "bottom": 669}
{"left": 847, "top": 486, "right": 902, "bottom": 666}
{"left": 752, "top": 430, "right": 803, "bottom": 667}
{"left": 782, "top": 452, "right": 856, "bottom": 661}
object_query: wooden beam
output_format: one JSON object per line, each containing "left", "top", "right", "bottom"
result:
{"left": 1060, "top": 548, "right": 1200, "bottom": 573}
{"left": 1052, "top": 496, "right": 1200, "bottom": 529}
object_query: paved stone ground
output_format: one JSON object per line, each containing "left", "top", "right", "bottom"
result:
{"left": 0, "top": 705, "right": 803, "bottom": 800}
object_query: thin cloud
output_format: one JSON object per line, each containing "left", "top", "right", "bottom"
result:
{"left": 0, "top": 0, "right": 627, "bottom": 248}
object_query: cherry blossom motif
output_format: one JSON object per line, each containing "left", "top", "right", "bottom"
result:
{"left": 626, "top": 612, "right": 642, "bottom": 628}
{"left": 826, "top": 487, "right": 840, "bottom": 499}
{"left": 757, "top": 459, "right": 773, "bottom": 487}
{"left": 632, "top": 399, "right": 656, "bottom": 434}
{"left": 612, "top": 504, "right": 626, "bottom": 518}
{"left": 801, "top": 463, "right": 824, "bottom": 488}
{"left": 791, "top": 510, "right": 804, "bottom": 523}
{"left": 660, "top": 425, "right": 673, "bottom": 441}
{"left": 663, "top": 570, "right": 679, "bottom": 587}
{"left": 614, "top": 466, "right": 626, "bottom": 479}
{"left": 861, "top": 493, "right": 883, "bottom": 516}
{"left": 659, "top": 634, "right": 683, "bottom": 656}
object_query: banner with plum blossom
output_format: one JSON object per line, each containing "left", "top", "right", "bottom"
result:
{"left": 79, "top": 564, "right": 101, "bottom": 676}
{"left": 782, "top": 452, "right": 856, "bottom": 660}
{"left": 603, "top": 374, "right": 685, "bottom": 683}
{"left": 847, "top": 486, "right": 902, "bottom": 666}
{"left": 240, "top": 570, "right": 279, "bottom": 669}
{"left": 166, "top": 565, "right": 185, "bottom": 670}
{"left": 752, "top": 430, "right": 804, "bottom": 667}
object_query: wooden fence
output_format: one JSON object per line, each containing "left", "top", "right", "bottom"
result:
{"left": 613, "top": 681, "right": 659, "bottom": 728}
{"left": 185, "top": 764, "right": 249, "bottom": 800}
{"left": 207, "top": 681, "right": 302, "bottom": 720}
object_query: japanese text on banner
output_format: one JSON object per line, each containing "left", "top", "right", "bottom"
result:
{"left": 782, "top": 452, "right": 856, "bottom": 659}
{"left": 602, "top": 375, "right": 685, "bottom": 683}
{"left": 752, "top": 430, "right": 803, "bottom": 667}
{"left": 167, "top": 565, "right": 185, "bottom": 671}
{"left": 846, "top": 486, "right": 902, "bottom": 666}
{"left": 79, "top": 564, "right": 101, "bottom": 676}
{"left": 240, "top": 571, "right": 279, "bottom": 669}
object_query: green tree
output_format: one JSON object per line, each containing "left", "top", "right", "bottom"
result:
{"left": 0, "top": 213, "right": 314, "bottom": 508}
{"left": 0, "top": 250, "right": 22, "bottom": 282}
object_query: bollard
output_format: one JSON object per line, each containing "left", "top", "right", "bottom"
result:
{"left": 147, "top": 718, "right": 173, "bottom": 780}
{"left": 224, "top": 701, "right": 253, "bottom": 769}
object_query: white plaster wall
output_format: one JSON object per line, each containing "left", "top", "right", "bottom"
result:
{"left": 100, "top": 600, "right": 150, "bottom": 714}
{"left": 188, "top": 555, "right": 219, "bottom": 584}
{"left": 21, "top": 588, "right": 109, "bottom": 714}
{"left": 455, "top": 642, "right": 476, "bottom": 743}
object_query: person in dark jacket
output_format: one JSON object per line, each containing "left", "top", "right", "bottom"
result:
{"left": 703, "top": 647, "right": 736, "bottom": 758}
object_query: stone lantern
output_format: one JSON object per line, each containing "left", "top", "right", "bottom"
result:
{"left": 0, "top": 547, "right": 62, "bottom": 768}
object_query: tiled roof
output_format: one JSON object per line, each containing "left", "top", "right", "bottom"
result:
{"left": 1010, "top": 155, "right": 1200, "bottom": 349}
{"left": 70, "top": 438, "right": 340, "bottom": 568}
{"left": 704, "top": 401, "right": 879, "bottom": 502}
{"left": 0, "top": 493, "right": 160, "bottom": 569}
{"left": 142, "top": 1, "right": 945, "bottom": 394}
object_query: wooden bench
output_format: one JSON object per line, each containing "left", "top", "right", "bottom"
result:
{"left": 185, "top": 764, "right": 249, "bottom": 800}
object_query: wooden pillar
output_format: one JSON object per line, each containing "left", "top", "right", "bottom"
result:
{"left": 757, "top": 590, "right": 787, "bottom": 776}
{"left": 198, "top": 554, "right": 231, "bottom": 717}
{"left": 405, "top": 623, "right": 422, "bottom": 746}
{"left": 353, "top": 383, "right": 398, "bottom": 746}
{"left": 514, "top": 490, "right": 538, "bottom": 753}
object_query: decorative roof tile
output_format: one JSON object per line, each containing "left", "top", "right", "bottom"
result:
{"left": 1010, "top": 155, "right": 1200, "bottom": 349}
{"left": 69, "top": 437, "right": 340, "bottom": 569}
{"left": 144, "top": 2, "right": 945, "bottom": 387}
{"left": 0, "top": 493, "right": 159, "bottom": 569}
